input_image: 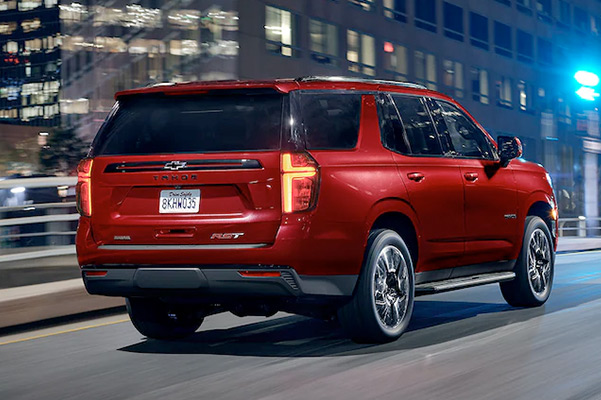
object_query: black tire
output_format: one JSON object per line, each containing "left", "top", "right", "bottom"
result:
{"left": 338, "top": 229, "right": 415, "bottom": 343}
{"left": 126, "top": 298, "right": 204, "bottom": 340}
{"left": 500, "top": 216, "right": 555, "bottom": 307}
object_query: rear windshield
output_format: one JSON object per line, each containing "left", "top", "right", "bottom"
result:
{"left": 91, "top": 90, "right": 284, "bottom": 156}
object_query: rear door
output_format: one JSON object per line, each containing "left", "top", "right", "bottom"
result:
{"left": 380, "top": 94, "right": 465, "bottom": 273}
{"left": 88, "top": 90, "right": 285, "bottom": 247}
{"left": 427, "top": 98, "right": 519, "bottom": 265}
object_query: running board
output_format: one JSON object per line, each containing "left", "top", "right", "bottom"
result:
{"left": 415, "top": 271, "right": 516, "bottom": 295}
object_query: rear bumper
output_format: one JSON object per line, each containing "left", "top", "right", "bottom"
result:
{"left": 82, "top": 265, "right": 357, "bottom": 299}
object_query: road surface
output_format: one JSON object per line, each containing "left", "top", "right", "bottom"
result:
{"left": 2, "top": 251, "right": 601, "bottom": 400}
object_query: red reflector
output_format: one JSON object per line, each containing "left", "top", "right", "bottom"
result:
{"left": 84, "top": 270, "right": 107, "bottom": 277}
{"left": 238, "top": 271, "right": 281, "bottom": 278}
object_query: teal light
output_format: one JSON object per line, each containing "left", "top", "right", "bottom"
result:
{"left": 575, "top": 71, "right": 600, "bottom": 87}
{"left": 576, "top": 87, "right": 600, "bottom": 101}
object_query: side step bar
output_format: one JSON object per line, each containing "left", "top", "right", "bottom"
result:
{"left": 415, "top": 271, "right": 516, "bottom": 295}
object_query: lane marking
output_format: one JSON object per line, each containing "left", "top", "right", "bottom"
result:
{"left": 0, "top": 318, "right": 129, "bottom": 346}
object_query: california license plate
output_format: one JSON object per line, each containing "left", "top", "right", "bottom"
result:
{"left": 159, "top": 189, "right": 200, "bottom": 214}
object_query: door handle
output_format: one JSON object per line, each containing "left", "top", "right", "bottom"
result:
{"left": 407, "top": 172, "right": 425, "bottom": 182}
{"left": 464, "top": 172, "right": 479, "bottom": 182}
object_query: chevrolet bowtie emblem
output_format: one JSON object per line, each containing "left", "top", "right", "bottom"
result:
{"left": 164, "top": 161, "right": 187, "bottom": 171}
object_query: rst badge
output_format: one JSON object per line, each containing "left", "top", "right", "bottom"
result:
{"left": 210, "top": 233, "right": 245, "bottom": 240}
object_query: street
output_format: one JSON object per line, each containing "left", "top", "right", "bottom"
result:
{"left": 1, "top": 251, "right": 601, "bottom": 400}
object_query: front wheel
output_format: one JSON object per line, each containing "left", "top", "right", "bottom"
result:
{"left": 338, "top": 229, "right": 415, "bottom": 343}
{"left": 126, "top": 298, "right": 204, "bottom": 340}
{"left": 500, "top": 216, "right": 555, "bottom": 307}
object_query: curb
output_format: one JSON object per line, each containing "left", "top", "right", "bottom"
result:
{"left": 0, "top": 279, "right": 124, "bottom": 330}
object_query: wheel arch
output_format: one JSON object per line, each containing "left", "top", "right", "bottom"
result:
{"left": 364, "top": 199, "right": 420, "bottom": 267}
{"left": 524, "top": 192, "right": 557, "bottom": 250}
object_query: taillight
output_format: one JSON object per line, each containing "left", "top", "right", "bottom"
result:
{"left": 76, "top": 158, "right": 93, "bottom": 217}
{"left": 281, "top": 152, "right": 319, "bottom": 213}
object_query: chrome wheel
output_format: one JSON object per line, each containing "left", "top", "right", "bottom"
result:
{"left": 373, "top": 245, "right": 409, "bottom": 329}
{"left": 527, "top": 228, "right": 551, "bottom": 297}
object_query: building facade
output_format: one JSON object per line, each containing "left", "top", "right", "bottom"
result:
{"left": 1, "top": 0, "right": 601, "bottom": 219}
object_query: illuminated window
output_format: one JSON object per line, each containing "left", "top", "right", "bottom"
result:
{"left": 348, "top": 0, "right": 374, "bottom": 12}
{"left": 168, "top": 9, "right": 200, "bottom": 30}
{"left": 443, "top": 60, "right": 464, "bottom": 98}
{"left": 60, "top": 3, "right": 88, "bottom": 23}
{"left": 415, "top": 50, "right": 436, "bottom": 90}
{"left": 0, "top": 22, "right": 17, "bottom": 35}
{"left": 169, "top": 40, "right": 199, "bottom": 56}
{"left": 518, "top": 81, "right": 533, "bottom": 112}
{"left": 19, "top": 0, "right": 41, "bottom": 11}
{"left": 347, "top": 29, "right": 375, "bottom": 76}
{"left": 4, "top": 41, "right": 18, "bottom": 53}
{"left": 383, "top": 0, "right": 407, "bottom": 22}
{"left": 265, "top": 6, "right": 296, "bottom": 57}
{"left": 309, "top": 19, "right": 338, "bottom": 66}
{"left": 496, "top": 76, "right": 513, "bottom": 108}
{"left": 128, "top": 39, "right": 165, "bottom": 55}
{"left": 21, "top": 19, "right": 41, "bottom": 33}
{"left": 471, "top": 67, "right": 489, "bottom": 104}
{"left": 60, "top": 98, "right": 89, "bottom": 114}
{"left": 0, "top": 1, "right": 17, "bottom": 11}
{"left": 45, "top": 0, "right": 57, "bottom": 6}
{"left": 24, "top": 38, "right": 42, "bottom": 53}
{"left": 383, "top": 42, "right": 407, "bottom": 78}
{"left": 94, "top": 37, "right": 127, "bottom": 53}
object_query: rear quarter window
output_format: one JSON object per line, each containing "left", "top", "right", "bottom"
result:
{"left": 299, "top": 93, "right": 362, "bottom": 150}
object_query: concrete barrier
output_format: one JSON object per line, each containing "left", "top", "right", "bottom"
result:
{"left": 0, "top": 279, "right": 123, "bottom": 330}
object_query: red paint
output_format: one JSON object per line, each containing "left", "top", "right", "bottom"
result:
{"left": 78, "top": 79, "right": 557, "bottom": 279}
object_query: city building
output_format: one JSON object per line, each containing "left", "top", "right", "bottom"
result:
{"left": 1, "top": 0, "right": 601, "bottom": 220}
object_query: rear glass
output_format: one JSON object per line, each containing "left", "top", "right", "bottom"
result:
{"left": 91, "top": 91, "right": 284, "bottom": 156}
{"left": 299, "top": 93, "right": 361, "bottom": 150}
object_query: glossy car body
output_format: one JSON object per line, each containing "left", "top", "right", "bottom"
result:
{"left": 77, "top": 77, "right": 558, "bottom": 317}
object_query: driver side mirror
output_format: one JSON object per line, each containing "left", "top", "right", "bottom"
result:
{"left": 497, "top": 136, "right": 523, "bottom": 167}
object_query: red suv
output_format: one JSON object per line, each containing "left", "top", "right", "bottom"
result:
{"left": 76, "top": 77, "right": 557, "bottom": 343}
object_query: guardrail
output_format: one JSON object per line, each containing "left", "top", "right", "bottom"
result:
{"left": 558, "top": 217, "right": 601, "bottom": 237}
{"left": 0, "top": 177, "right": 78, "bottom": 250}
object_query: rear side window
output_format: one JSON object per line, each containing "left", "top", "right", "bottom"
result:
{"left": 91, "top": 91, "right": 284, "bottom": 156}
{"left": 391, "top": 95, "right": 442, "bottom": 155}
{"left": 376, "top": 94, "right": 410, "bottom": 154}
{"left": 299, "top": 93, "right": 361, "bottom": 150}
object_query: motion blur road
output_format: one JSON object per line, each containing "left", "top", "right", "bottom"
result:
{"left": 1, "top": 251, "right": 601, "bottom": 400}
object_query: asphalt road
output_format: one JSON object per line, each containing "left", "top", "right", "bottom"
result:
{"left": 2, "top": 251, "right": 601, "bottom": 400}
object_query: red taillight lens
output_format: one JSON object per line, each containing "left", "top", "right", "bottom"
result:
{"left": 76, "top": 158, "right": 93, "bottom": 217}
{"left": 281, "top": 152, "right": 319, "bottom": 213}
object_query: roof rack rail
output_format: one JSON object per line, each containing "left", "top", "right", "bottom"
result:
{"left": 296, "top": 76, "right": 428, "bottom": 90}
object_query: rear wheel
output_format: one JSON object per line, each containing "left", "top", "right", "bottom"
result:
{"left": 500, "top": 216, "right": 554, "bottom": 307}
{"left": 126, "top": 298, "right": 204, "bottom": 340}
{"left": 338, "top": 229, "right": 415, "bottom": 343}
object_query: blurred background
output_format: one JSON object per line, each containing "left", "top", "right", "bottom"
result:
{"left": 1, "top": 0, "right": 601, "bottom": 252}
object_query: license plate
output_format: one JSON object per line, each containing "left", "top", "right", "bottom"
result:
{"left": 159, "top": 189, "right": 200, "bottom": 214}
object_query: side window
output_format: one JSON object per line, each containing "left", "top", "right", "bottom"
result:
{"left": 300, "top": 93, "right": 361, "bottom": 150}
{"left": 431, "top": 99, "right": 494, "bottom": 159}
{"left": 376, "top": 94, "right": 409, "bottom": 154}
{"left": 392, "top": 95, "right": 442, "bottom": 155}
